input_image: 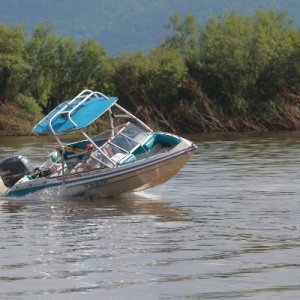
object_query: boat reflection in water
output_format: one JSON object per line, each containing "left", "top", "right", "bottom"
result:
{"left": 1, "top": 189, "right": 188, "bottom": 225}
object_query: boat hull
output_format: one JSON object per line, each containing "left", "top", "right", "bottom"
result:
{"left": 4, "top": 145, "right": 196, "bottom": 199}
{"left": 71, "top": 146, "right": 196, "bottom": 197}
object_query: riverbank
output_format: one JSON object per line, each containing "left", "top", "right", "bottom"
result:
{"left": 0, "top": 103, "right": 116, "bottom": 136}
{"left": 0, "top": 103, "right": 40, "bottom": 136}
{"left": 1, "top": 101, "right": 300, "bottom": 136}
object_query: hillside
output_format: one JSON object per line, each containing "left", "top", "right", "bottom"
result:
{"left": 0, "top": 0, "right": 299, "bottom": 54}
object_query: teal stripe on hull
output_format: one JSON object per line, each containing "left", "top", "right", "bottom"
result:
{"left": 5, "top": 184, "right": 61, "bottom": 197}
{"left": 4, "top": 145, "right": 195, "bottom": 198}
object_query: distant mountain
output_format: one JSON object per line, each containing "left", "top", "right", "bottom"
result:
{"left": 0, "top": 0, "right": 299, "bottom": 54}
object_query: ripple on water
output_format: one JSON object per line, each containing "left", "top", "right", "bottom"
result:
{"left": 2, "top": 133, "right": 300, "bottom": 299}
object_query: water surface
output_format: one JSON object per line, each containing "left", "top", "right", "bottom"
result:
{"left": 1, "top": 132, "right": 300, "bottom": 299}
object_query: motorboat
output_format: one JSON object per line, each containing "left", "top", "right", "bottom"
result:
{"left": 0, "top": 90, "right": 197, "bottom": 199}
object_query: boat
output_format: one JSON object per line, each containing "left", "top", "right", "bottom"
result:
{"left": 0, "top": 90, "right": 197, "bottom": 199}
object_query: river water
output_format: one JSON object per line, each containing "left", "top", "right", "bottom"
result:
{"left": 1, "top": 131, "right": 300, "bottom": 299}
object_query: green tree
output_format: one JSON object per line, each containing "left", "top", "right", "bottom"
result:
{"left": 188, "top": 10, "right": 298, "bottom": 115}
{"left": 25, "top": 24, "right": 108, "bottom": 113}
{"left": 0, "top": 23, "right": 29, "bottom": 103}
{"left": 284, "top": 30, "right": 300, "bottom": 93}
{"left": 247, "top": 10, "right": 298, "bottom": 103}
{"left": 72, "top": 39, "right": 107, "bottom": 92}
{"left": 161, "top": 12, "right": 198, "bottom": 55}
{"left": 24, "top": 23, "right": 58, "bottom": 112}
{"left": 111, "top": 49, "right": 188, "bottom": 131}
{"left": 46, "top": 37, "right": 78, "bottom": 110}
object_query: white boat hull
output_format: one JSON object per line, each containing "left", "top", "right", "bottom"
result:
{"left": 69, "top": 146, "right": 195, "bottom": 197}
{"left": 4, "top": 144, "right": 196, "bottom": 198}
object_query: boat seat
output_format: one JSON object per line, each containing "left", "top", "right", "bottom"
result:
{"left": 147, "top": 143, "right": 164, "bottom": 155}
{"left": 133, "top": 133, "right": 181, "bottom": 155}
{"left": 119, "top": 154, "right": 137, "bottom": 165}
{"left": 143, "top": 134, "right": 180, "bottom": 150}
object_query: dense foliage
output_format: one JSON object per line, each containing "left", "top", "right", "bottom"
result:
{"left": 1, "top": 9, "right": 300, "bottom": 135}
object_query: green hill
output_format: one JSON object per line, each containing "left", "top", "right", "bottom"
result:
{"left": 0, "top": 0, "right": 299, "bottom": 54}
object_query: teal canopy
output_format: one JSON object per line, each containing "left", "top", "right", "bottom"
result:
{"left": 33, "top": 95, "right": 117, "bottom": 134}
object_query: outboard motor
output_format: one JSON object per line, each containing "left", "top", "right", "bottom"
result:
{"left": 0, "top": 155, "right": 35, "bottom": 188}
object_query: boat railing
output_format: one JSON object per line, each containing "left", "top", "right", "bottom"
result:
{"left": 117, "top": 131, "right": 152, "bottom": 158}
{"left": 48, "top": 90, "right": 111, "bottom": 173}
{"left": 49, "top": 90, "right": 108, "bottom": 135}
{"left": 108, "top": 140, "right": 130, "bottom": 155}
{"left": 63, "top": 91, "right": 108, "bottom": 129}
{"left": 113, "top": 103, "right": 152, "bottom": 133}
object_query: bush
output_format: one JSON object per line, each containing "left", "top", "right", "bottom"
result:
{"left": 15, "top": 94, "right": 42, "bottom": 115}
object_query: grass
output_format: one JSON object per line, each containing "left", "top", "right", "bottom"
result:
{"left": 0, "top": 103, "right": 41, "bottom": 136}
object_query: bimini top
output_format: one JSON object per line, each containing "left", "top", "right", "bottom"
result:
{"left": 33, "top": 90, "right": 117, "bottom": 134}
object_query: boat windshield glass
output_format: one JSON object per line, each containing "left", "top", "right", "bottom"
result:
{"left": 109, "top": 122, "right": 149, "bottom": 152}
{"left": 120, "top": 122, "right": 149, "bottom": 143}
{"left": 89, "top": 122, "right": 150, "bottom": 167}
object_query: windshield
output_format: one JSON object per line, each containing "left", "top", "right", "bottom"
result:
{"left": 90, "top": 122, "right": 150, "bottom": 167}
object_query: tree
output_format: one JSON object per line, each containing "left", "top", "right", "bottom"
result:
{"left": 111, "top": 49, "right": 188, "bottom": 131}
{"left": 0, "top": 23, "right": 29, "bottom": 103}
{"left": 25, "top": 24, "right": 108, "bottom": 113}
{"left": 248, "top": 10, "right": 298, "bottom": 102}
{"left": 161, "top": 12, "right": 198, "bottom": 55}
{"left": 71, "top": 39, "right": 107, "bottom": 92}
{"left": 47, "top": 37, "right": 79, "bottom": 110}
{"left": 188, "top": 10, "right": 299, "bottom": 115}
{"left": 24, "top": 23, "right": 58, "bottom": 112}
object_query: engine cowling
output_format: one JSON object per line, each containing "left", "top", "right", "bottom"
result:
{"left": 0, "top": 155, "right": 35, "bottom": 188}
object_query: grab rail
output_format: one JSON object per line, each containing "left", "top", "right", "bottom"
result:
{"left": 48, "top": 90, "right": 108, "bottom": 135}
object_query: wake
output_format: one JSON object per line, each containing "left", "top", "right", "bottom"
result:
{"left": 0, "top": 178, "right": 160, "bottom": 203}
{"left": 0, "top": 179, "right": 6, "bottom": 197}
